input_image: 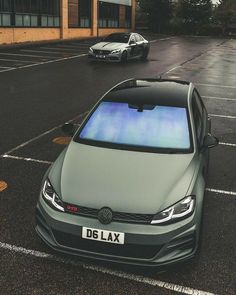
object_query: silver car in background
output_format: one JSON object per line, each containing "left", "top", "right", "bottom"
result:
{"left": 88, "top": 32, "right": 150, "bottom": 62}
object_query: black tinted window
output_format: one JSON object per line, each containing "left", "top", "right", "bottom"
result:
{"left": 104, "top": 33, "right": 130, "bottom": 43}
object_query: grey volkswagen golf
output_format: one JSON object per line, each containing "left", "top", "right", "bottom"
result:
{"left": 36, "top": 79, "right": 218, "bottom": 267}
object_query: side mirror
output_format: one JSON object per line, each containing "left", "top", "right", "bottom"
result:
{"left": 201, "top": 134, "right": 219, "bottom": 150}
{"left": 129, "top": 40, "right": 136, "bottom": 45}
{"left": 61, "top": 123, "right": 76, "bottom": 137}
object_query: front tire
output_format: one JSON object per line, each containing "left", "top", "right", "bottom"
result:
{"left": 121, "top": 51, "right": 128, "bottom": 63}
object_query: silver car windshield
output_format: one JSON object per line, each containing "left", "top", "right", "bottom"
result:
{"left": 76, "top": 101, "right": 192, "bottom": 153}
{"left": 103, "top": 34, "right": 130, "bottom": 43}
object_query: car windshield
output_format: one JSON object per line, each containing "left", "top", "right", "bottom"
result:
{"left": 103, "top": 34, "right": 130, "bottom": 43}
{"left": 76, "top": 101, "right": 191, "bottom": 153}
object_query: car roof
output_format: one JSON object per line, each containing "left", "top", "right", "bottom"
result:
{"left": 103, "top": 79, "right": 191, "bottom": 107}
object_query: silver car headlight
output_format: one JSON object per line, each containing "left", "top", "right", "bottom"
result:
{"left": 89, "top": 47, "right": 94, "bottom": 53}
{"left": 42, "top": 179, "right": 65, "bottom": 212}
{"left": 111, "top": 49, "right": 121, "bottom": 54}
{"left": 151, "top": 196, "right": 195, "bottom": 225}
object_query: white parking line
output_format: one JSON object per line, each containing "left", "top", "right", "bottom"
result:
{"left": 160, "top": 37, "right": 173, "bottom": 41}
{"left": 0, "top": 65, "right": 15, "bottom": 69}
{"left": 164, "top": 66, "right": 181, "bottom": 74}
{"left": 40, "top": 47, "right": 80, "bottom": 52}
{"left": 2, "top": 154, "right": 52, "bottom": 165}
{"left": 71, "top": 42, "right": 93, "bottom": 46}
{"left": 0, "top": 52, "right": 57, "bottom": 59}
{"left": 0, "top": 53, "right": 87, "bottom": 74}
{"left": 1, "top": 111, "right": 88, "bottom": 155}
{"left": 197, "top": 83, "right": 236, "bottom": 89}
{"left": 210, "top": 114, "right": 236, "bottom": 119}
{"left": 0, "top": 58, "right": 33, "bottom": 63}
{"left": 202, "top": 96, "right": 236, "bottom": 102}
{"left": 21, "top": 49, "right": 73, "bottom": 55}
{"left": 0, "top": 68, "right": 16, "bottom": 73}
{"left": 56, "top": 44, "right": 88, "bottom": 49}
{"left": 206, "top": 188, "right": 236, "bottom": 196}
{"left": 219, "top": 142, "right": 236, "bottom": 147}
{"left": 150, "top": 37, "right": 174, "bottom": 43}
{"left": 0, "top": 241, "right": 215, "bottom": 295}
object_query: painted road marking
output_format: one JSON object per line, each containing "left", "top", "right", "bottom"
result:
{"left": 164, "top": 66, "right": 181, "bottom": 74}
{"left": 0, "top": 58, "right": 34, "bottom": 63}
{"left": 52, "top": 137, "right": 71, "bottom": 145}
{"left": 197, "top": 83, "right": 236, "bottom": 89}
{"left": 40, "top": 47, "right": 80, "bottom": 52}
{"left": 71, "top": 43, "right": 95, "bottom": 46}
{"left": 219, "top": 142, "right": 236, "bottom": 147}
{"left": 150, "top": 37, "right": 174, "bottom": 43}
{"left": 1, "top": 111, "right": 88, "bottom": 155}
{"left": 0, "top": 65, "right": 15, "bottom": 69}
{"left": 210, "top": 114, "right": 236, "bottom": 119}
{"left": 202, "top": 96, "right": 236, "bottom": 102}
{"left": 0, "top": 181, "right": 8, "bottom": 192}
{"left": 0, "top": 241, "right": 215, "bottom": 295}
{"left": 56, "top": 44, "right": 88, "bottom": 49}
{"left": 0, "top": 53, "right": 87, "bottom": 74}
{"left": 21, "top": 49, "right": 73, "bottom": 55}
{"left": 0, "top": 52, "right": 57, "bottom": 59}
{"left": 1, "top": 155, "right": 52, "bottom": 165}
{"left": 206, "top": 188, "right": 236, "bottom": 196}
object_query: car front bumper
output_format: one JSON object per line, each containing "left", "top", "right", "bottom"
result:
{"left": 88, "top": 51, "right": 122, "bottom": 62}
{"left": 36, "top": 197, "right": 200, "bottom": 268}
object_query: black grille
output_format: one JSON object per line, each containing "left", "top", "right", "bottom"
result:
{"left": 53, "top": 230, "right": 161, "bottom": 259}
{"left": 64, "top": 203, "right": 153, "bottom": 224}
{"left": 93, "top": 49, "right": 111, "bottom": 55}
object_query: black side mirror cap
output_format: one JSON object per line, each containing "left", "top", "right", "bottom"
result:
{"left": 61, "top": 123, "right": 76, "bottom": 137}
{"left": 201, "top": 134, "right": 219, "bottom": 151}
{"left": 129, "top": 40, "right": 136, "bottom": 45}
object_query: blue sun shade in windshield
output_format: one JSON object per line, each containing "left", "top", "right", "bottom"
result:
{"left": 79, "top": 102, "right": 190, "bottom": 149}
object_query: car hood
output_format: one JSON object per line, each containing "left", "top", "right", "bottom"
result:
{"left": 91, "top": 42, "right": 127, "bottom": 51}
{"left": 49, "top": 142, "right": 197, "bottom": 215}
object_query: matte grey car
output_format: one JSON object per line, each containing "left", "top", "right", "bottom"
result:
{"left": 88, "top": 32, "right": 150, "bottom": 62}
{"left": 36, "top": 79, "right": 218, "bottom": 267}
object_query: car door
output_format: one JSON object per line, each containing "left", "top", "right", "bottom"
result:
{"left": 129, "top": 34, "right": 138, "bottom": 58}
{"left": 192, "top": 89, "right": 209, "bottom": 180}
{"left": 134, "top": 34, "right": 144, "bottom": 56}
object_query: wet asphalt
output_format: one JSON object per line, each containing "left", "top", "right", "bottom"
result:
{"left": 0, "top": 34, "right": 235, "bottom": 295}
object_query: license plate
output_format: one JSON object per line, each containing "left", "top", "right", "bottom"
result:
{"left": 82, "top": 227, "right": 125, "bottom": 244}
{"left": 96, "top": 55, "right": 106, "bottom": 59}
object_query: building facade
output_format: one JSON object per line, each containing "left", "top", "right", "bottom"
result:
{"left": 0, "top": 0, "right": 136, "bottom": 44}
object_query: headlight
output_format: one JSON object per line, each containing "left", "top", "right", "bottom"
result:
{"left": 42, "top": 179, "right": 65, "bottom": 212}
{"left": 111, "top": 49, "right": 121, "bottom": 54}
{"left": 89, "top": 47, "right": 94, "bottom": 53}
{"left": 151, "top": 196, "right": 195, "bottom": 225}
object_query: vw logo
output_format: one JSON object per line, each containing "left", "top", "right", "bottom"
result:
{"left": 98, "top": 207, "right": 113, "bottom": 224}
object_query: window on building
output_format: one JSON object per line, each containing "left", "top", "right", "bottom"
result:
{"left": 0, "top": 0, "right": 11, "bottom": 26}
{"left": 68, "top": 0, "right": 91, "bottom": 28}
{"left": 125, "top": 5, "right": 131, "bottom": 28}
{"left": 79, "top": 0, "right": 91, "bottom": 27}
{"left": 99, "top": 2, "right": 119, "bottom": 28}
{"left": 0, "top": 0, "right": 60, "bottom": 27}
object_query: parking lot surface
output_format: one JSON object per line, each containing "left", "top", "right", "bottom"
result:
{"left": 0, "top": 35, "right": 235, "bottom": 295}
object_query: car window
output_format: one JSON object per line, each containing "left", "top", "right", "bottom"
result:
{"left": 76, "top": 101, "right": 192, "bottom": 153}
{"left": 104, "top": 33, "right": 130, "bottom": 43}
{"left": 192, "top": 91, "right": 204, "bottom": 145}
{"left": 129, "top": 35, "right": 136, "bottom": 43}
{"left": 134, "top": 34, "right": 141, "bottom": 42}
